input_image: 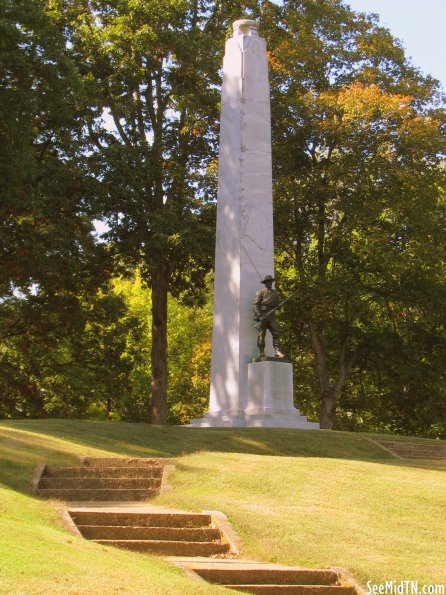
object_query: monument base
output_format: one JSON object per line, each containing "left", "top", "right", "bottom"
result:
{"left": 187, "top": 361, "right": 319, "bottom": 429}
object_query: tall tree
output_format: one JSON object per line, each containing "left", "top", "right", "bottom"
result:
{"left": 0, "top": 0, "right": 110, "bottom": 414}
{"left": 266, "top": 0, "right": 446, "bottom": 429}
{"left": 56, "top": 0, "right": 265, "bottom": 422}
{"left": 0, "top": 0, "right": 107, "bottom": 293}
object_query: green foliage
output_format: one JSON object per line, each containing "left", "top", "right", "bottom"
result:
{"left": 0, "top": 268, "right": 213, "bottom": 423}
{"left": 109, "top": 272, "right": 213, "bottom": 425}
{"left": 267, "top": 0, "right": 446, "bottom": 432}
{"left": 0, "top": 282, "right": 149, "bottom": 420}
{"left": 0, "top": 0, "right": 114, "bottom": 420}
{"left": 50, "top": 0, "right": 239, "bottom": 420}
{"left": 1, "top": 0, "right": 446, "bottom": 436}
{"left": 167, "top": 280, "right": 213, "bottom": 424}
{"left": 0, "top": 0, "right": 107, "bottom": 297}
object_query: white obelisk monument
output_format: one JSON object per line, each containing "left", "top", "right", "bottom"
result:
{"left": 189, "top": 20, "right": 318, "bottom": 429}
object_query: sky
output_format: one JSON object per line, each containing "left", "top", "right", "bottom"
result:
{"left": 338, "top": 0, "right": 446, "bottom": 90}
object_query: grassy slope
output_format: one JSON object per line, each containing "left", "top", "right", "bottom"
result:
{"left": 0, "top": 420, "right": 445, "bottom": 594}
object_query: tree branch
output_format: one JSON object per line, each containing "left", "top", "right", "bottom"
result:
{"left": 144, "top": 73, "right": 157, "bottom": 130}
{"left": 87, "top": 120, "right": 106, "bottom": 154}
{"left": 109, "top": 105, "right": 133, "bottom": 148}
{"left": 310, "top": 324, "right": 330, "bottom": 391}
{"left": 134, "top": 86, "right": 148, "bottom": 145}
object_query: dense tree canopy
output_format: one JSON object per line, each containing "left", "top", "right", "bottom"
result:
{"left": 51, "top": 0, "right": 232, "bottom": 422}
{"left": 1, "top": 0, "right": 446, "bottom": 436}
{"left": 0, "top": 0, "right": 112, "bottom": 417}
{"left": 266, "top": 1, "right": 446, "bottom": 429}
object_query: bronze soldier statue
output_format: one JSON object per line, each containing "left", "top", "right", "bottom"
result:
{"left": 253, "top": 275, "right": 285, "bottom": 359}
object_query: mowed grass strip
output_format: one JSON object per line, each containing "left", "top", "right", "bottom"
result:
{"left": 158, "top": 452, "right": 446, "bottom": 586}
{"left": 0, "top": 419, "right": 445, "bottom": 593}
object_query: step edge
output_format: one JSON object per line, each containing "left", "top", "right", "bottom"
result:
{"left": 219, "top": 589, "right": 356, "bottom": 594}
{"left": 80, "top": 456, "right": 176, "bottom": 466}
{"left": 77, "top": 526, "right": 220, "bottom": 535}
{"left": 221, "top": 586, "right": 356, "bottom": 591}
{"left": 204, "top": 510, "right": 241, "bottom": 556}
{"left": 37, "top": 488, "right": 159, "bottom": 492}
{"left": 39, "top": 480, "right": 162, "bottom": 486}
{"left": 42, "top": 465, "right": 162, "bottom": 479}
{"left": 93, "top": 539, "right": 228, "bottom": 545}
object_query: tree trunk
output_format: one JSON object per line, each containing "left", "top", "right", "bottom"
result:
{"left": 106, "top": 395, "right": 112, "bottom": 420}
{"left": 150, "top": 261, "right": 169, "bottom": 424}
{"left": 310, "top": 325, "right": 355, "bottom": 430}
{"left": 310, "top": 325, "right": 332, "bottom": 429}
{"left": 319, "top": 386, "right": 336, "bottom": 430}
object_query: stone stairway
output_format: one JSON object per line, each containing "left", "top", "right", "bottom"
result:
{"left": 374, "top": 440, "right": 446, "bottom": 459}
{"left": 36, "top": 457, "right": 167, "bottom": 501}
{"left": 68, "top": 509, "right": 231, "bottom": 556}
{"left": 173, "top": 559, "right": 360, "bottom": 595}
{"left": 35, "top": 457, "right": 361, "bottom": 594}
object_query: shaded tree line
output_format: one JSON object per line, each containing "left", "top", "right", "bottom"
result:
{"left": 1, "top": 0, "right": 446, "bottom": 436}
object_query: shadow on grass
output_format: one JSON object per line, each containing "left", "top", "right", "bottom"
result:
{"left": 0, "top": 419, "right": 444, "bottom": 498}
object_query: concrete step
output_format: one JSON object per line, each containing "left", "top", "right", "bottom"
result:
{"left": 38, "top": 488, "right": 157, "bottom": 501}
{"left": 83, "top": 457, "right": 167, "bottom": 467}
{"left": 380, "top": 441, "right": 446, "bottom": 450}
{"left": 176, "top": 562, "right": 359, "bottom": 594}
{"left": 393, "top": 452, "right": 446, "bottom": 460}
{"left": 94, "top": 539, "right": 230, "bottom": 556}
{"left": 44, "top": 466, "right": 163, "bottom": 478}
{"left": 223, "top": 586, "right": 356, "bottom": 595}
{"left": 377, "top": 441, "right": 446, "bottom": 459}
{"left": 77, "top": 525, "right": 222, "bottom": 542}
{"left": 38, "top": 477, "right": 161, "bottom": 490}
{"left": 190, "top": 568, "right": 341, "bottom": 586}
{"left": 69, "top": 511, "right": 212, "bottom": 528}
{"left": 400, "top": 448, "right": 446, "bottom": 454}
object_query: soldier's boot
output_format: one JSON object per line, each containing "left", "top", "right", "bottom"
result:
{"left": 273, "top": 341, "right": 285, "bottom": 359}
{"left": 258, "top": 342, "right": 266, "bottom": 359}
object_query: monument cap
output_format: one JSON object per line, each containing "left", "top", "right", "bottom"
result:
{"left": 232, "top": 19, "right": 258, "bottom": 37}
{"left": 260, "top": 274, "right": 275, "bottom": 284}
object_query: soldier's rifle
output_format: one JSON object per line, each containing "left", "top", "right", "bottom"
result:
{"left": 253, "top": 290, "right": 299, "bottom": 331}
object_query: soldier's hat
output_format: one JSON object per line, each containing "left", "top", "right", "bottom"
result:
{"left": 260, "top": 274, "right": 275, "bottom": 284}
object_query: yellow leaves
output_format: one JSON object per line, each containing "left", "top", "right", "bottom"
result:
{"left": 191, "top": 120, "right": 207, "bottom": 136}
{"left": 267, "top": 50, "right": 288, "bottom": 75}
{"left": 267, "top": 42, "right": 297, "bottom": 76}
{"left": 190, "top": 339, "right": 211, "bottom": 391}
{"left": 337, "top": 82, "right": 413, "bottom": 124}
{"left": 207, "top": 158, "right": 218, "bottom": 178}
{"left": 298, "top": 83, "right": 438, "bottom": 159}
{"left": 375, "top": 141, "right": 396, "bottom": 161}
{"left": 379, "top": 208, "right": 397, "bottom": 224}
{"left": 180, "top": 120, "right": 206, "bottom": 137}
{"left": 301, "top": 83, "right": 413, "bottom": 127}
{"left": 399, "top": 115, "right": 443, "bottom": 153}
{"left": 167, "top": 233, "right": 182, "bottom": 247}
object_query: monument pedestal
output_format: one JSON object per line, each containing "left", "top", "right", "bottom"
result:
{"left": 188, "top": 360, "right": 319, "bottom": 429}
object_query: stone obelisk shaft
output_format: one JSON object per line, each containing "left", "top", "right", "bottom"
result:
{"left": 208, "top": 20, "right": 275, "bottom": 423}
{"left": 188, "top": 20, "right": 319, "bottom": 430}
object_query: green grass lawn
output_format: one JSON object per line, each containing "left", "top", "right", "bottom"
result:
{"left": 0, "top": 419, "right": 445, "bottom": 594}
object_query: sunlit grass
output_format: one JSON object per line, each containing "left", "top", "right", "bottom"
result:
{"left": 0, "top": 485, "right": 231, "bottom": 594}
{"left": 0, "top": 419, "right": 445, "bottom": 593}
{"left": 157, "top": 451, "right": 446, "bottom": 585}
